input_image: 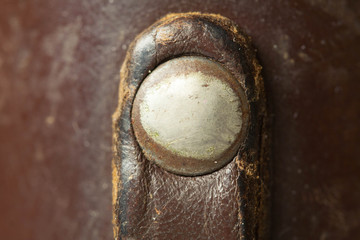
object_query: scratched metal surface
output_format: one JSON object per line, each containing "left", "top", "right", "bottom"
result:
{"left": 0, "top": 0, "right": 359, "bottom": 239}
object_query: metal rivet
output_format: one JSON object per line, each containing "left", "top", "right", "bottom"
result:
{"left": 131, "top": 56, "right": 249, "bottom": 176}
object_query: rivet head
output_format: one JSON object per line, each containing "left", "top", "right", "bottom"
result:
{"left": 132, "top": 56, "right": 249, "bottom": 176}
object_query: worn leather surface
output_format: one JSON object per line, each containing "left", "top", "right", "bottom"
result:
{"left": 0, "top": 0, "right": 359, "bottom": 240}
{"left": 112, "top": 13, "right": 268, "bottom": 239}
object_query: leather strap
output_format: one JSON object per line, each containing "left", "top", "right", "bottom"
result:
{"left": 113, "top": 12, "right": 270, "bottom": 239}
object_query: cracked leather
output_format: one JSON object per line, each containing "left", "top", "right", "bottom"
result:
{"left": 112, "top": 13, "right": 270, "bottom": 240}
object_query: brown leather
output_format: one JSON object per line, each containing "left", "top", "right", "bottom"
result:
{"left": 112, "top": 13, "right": 269, "bottom": 239}
{"left": 0, "top": 1, "right": 359, "bottom": 240}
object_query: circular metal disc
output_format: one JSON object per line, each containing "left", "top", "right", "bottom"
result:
{"left": 131, "top": 56, "right": 249, "bottom": 176}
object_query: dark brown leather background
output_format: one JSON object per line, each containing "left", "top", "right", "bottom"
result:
{"left": 0, "top": 0, "right": 359, "bottom": 239}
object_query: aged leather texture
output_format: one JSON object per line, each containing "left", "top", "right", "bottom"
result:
{"left": 112, "top": 13, "right": 269, "bottom": 240}
{"left": 1, "top": 1, "right": 359, "bottom": 240}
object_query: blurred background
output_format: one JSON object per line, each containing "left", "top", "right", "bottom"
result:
{"left": 0, "top": 0, "right": 359, "bottom": 239}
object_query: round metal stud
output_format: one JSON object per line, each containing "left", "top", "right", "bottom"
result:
{"left": 131, "top": 56, "right": 249, "bottom": 176}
